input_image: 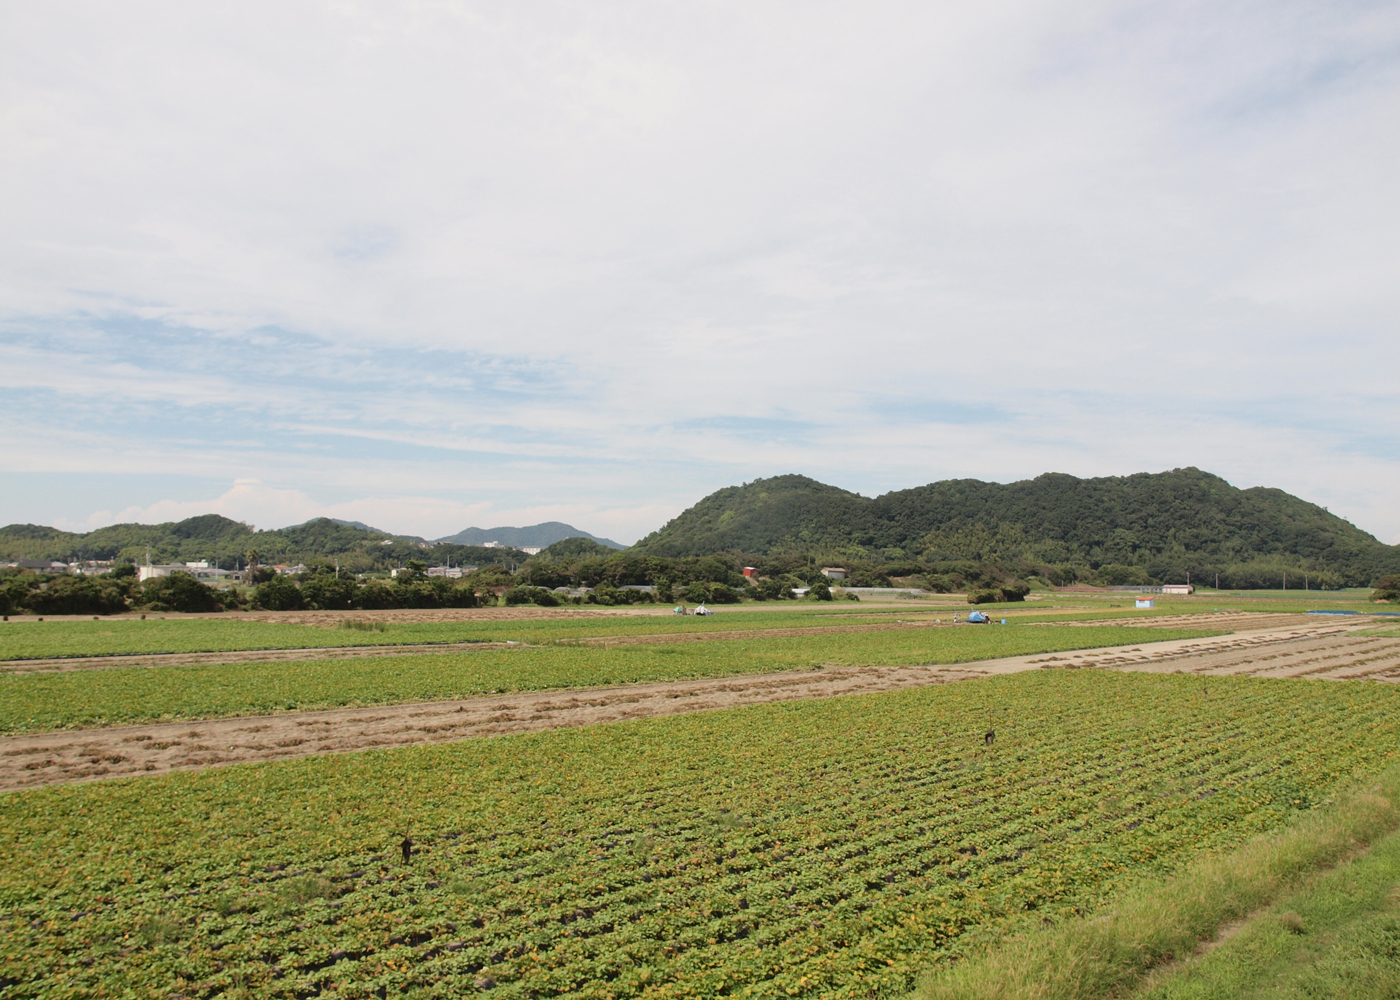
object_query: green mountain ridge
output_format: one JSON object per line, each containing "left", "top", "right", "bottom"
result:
{"left": 630, "top": 469, "right": 1400, "bottom": 587}
{"left": 6, "top": 468, "right": 1396, "bottom": 589}
{"left": 435, "top": 522, "right": 624, "bottom": 550}
{"left": 0, "top": 516, "right": 531, "bottom": 574}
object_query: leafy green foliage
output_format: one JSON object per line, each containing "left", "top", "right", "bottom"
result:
{"left": 1371, "top": 574, "right": 1400, "bottom": 603}
{"left": 536, "top": 537, "right": 617, "bottom": 561}
{"left": 2, "top": 671, "right": 1396, "bottom": 997}
{"left": 136, "top": 574, "right": 224, "bottom": 614}
{"left": 253, "top": 575, "right": 304, "bottom": 611}
{"left": 0, "top": 625, "right": 1216, "bottom": 733}
{"left": 504, "top": 586, "right": 559, "bottom": 607}
{"left": 1134, "top": 800, "right": 1400, "bottom": 1000}
{"left": 629, "top": 470, "right": 1400, "bottom": 587}
{"left": 0, "top": 516, "right": 531, "bottom": 575}
{"left": 968, "top": 583, "right": 1030, "bottom": 605}
{"left": 15, "top": 575, "right": 133, "bottom": 616}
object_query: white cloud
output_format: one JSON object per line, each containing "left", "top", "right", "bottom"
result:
{"left": 2, "top": 0, "right": 1398, "bottom": 544}
{"left": 68, "top": 480, "right": 667, "bottom": 545}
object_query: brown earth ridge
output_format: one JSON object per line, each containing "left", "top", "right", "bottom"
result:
{"left": 2, "top": 618, "right": 1393, "bottom": 792}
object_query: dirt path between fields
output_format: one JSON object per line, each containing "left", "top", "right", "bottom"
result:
{"left": 0, "top": 611, "right": 1339, "bottom": 674}
{"left": 0, "top": 661, "right": 993, "bottom": 791}
{"left": 2, "top": 620, "right": 1393, "bottom": 792}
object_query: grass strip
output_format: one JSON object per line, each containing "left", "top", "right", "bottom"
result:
{"left": 914, "top": 762, "right": 1400, "bottom": 1000}
{"left": 1357, "top": 626, "right": 1400, "bottom": 638}
{"left": 1135, "top": 811, "right": 1400, "bottom": 999}
{"left": 0, "top": 624, "right": 1215, "bottom": 733}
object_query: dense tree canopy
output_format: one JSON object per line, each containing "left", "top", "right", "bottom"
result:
{"left": 0, "top": 517, "right": 530, "bottom": 575}
{"left": 629, "top": 469, "right": 1400, "bottom": 587}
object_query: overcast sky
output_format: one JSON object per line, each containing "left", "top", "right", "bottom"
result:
{"left": 2, "top": 0, "right": 1397, "bottom": 545}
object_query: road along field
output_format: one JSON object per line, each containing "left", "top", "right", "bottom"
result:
{"left": 2, "top": 620, "right": 1392, "bottom": 792}
{"left": 3, "top": 668, "right": 1397, "bottom": 999}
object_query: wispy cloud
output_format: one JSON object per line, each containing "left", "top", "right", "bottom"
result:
{"left": 1, "top": 0, "right": 1397, "bottom": 544}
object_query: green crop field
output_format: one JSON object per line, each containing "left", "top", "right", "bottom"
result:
{"left": 6, "top": 600, "right": 1364, "bottom": 664}
{"left": 0, "top": 609, "right": 1003, "bottom": 662}
{"left": 0, "top": 624, "right": 1215, "bottom": 733}
{"left": 3, "top": 670, "right": 1396, "bottom": 999}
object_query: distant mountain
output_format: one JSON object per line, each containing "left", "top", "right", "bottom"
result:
{"left": 435, "top": 522, "right": 624, "bottom": 551}
{"left": 629, "top": 469, "right": 1400, "bottom": 586}
{"left": 0, "top": 516, "right": 530, "bottom": 573}
{"left": 321, "top": 518, "right": 391, "bottom": 536}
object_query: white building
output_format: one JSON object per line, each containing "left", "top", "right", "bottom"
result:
{"left": 1161, "top": 584, "right": 1194, "bottom": 595}
{"left": 138, "top": 563, "right": 239, "bottom": 585}
{"left": 821, "top": 567, "right": 847, "bottom": 580}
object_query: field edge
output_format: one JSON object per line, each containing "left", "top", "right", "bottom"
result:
{"left": 911, "top": 761, "right": 1400, "bottom": 1000}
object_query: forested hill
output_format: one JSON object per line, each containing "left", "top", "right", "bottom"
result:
{"left": 436, "top": 522, "right": 624, "bottom": 550}
{"left": 629, "top": 469, "right": 1400, "bottom": 587}
{"left": 0, "top": 516, "right": 531, "bottom": 574}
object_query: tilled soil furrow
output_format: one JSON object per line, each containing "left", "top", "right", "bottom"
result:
{"left": 0, "top": 662, "right": 990, "bottom": 791}
{"left": 0, "top": 621, "right": 1386, "bottom": 792}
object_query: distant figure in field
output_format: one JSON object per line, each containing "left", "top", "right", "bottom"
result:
{"left": 401, "top": 836, "right": 413, "bottom": 864}
{"left": 984, "top": 729, "right": 995, "bottom": 747}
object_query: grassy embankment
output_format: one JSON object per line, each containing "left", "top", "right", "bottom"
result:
{"left": 915, "top": 763, "right": 1400, "bottom": 1000}
{"left": 2, "top": 669, "right": 1396, "bottom": 998}
{"left": 1135, "top": 816, "right": 1400, "bottom": 999}
{"left": 0, "top": 624, "right": 1216, "bottom": 733}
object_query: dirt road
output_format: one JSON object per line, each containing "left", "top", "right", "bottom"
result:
{"left": 3, "top": 619, "right": 1393, "bottom": 792}
{"left": 0, "top": 661, "right": 991, "bottom": 791}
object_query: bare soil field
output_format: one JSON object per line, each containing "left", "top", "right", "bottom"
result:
{"left": 1040, "top": 629, "right": 1400, "bottom": 681}
{"left": 3, "top": 619, "right": 1392, "bottom": 792}
{"left": 1030, "top": 611, "right": 1324, "bottom": 631}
